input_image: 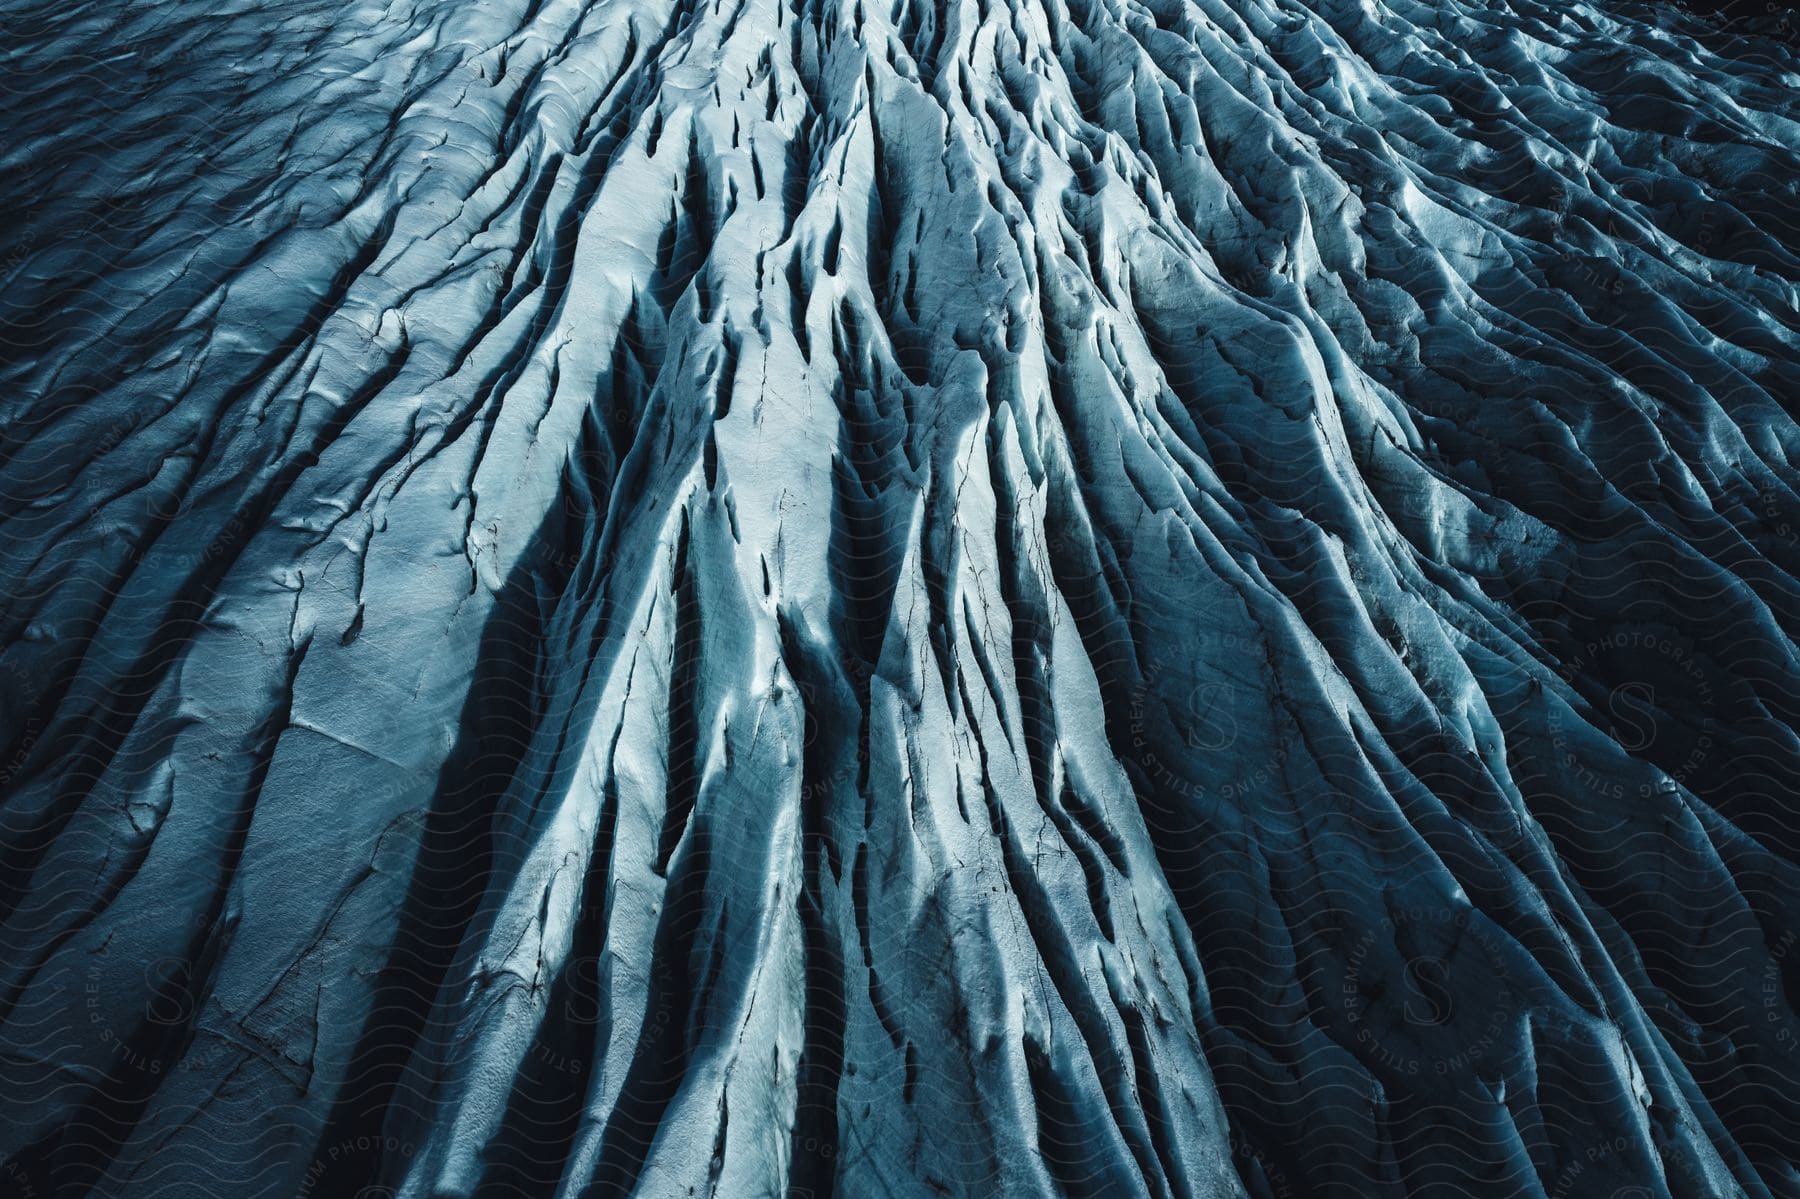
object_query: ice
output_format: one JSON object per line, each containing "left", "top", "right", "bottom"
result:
{"left": 0, "top": 0, "right": 1797, "bottom": 1194}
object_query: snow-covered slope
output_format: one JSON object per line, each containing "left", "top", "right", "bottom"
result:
{"left": 1, "top": 0, "right": 1797, "bottom": 1194}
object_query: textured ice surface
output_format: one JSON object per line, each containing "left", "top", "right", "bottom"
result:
{"left": 1, "top": 0, "right": 1798, "bottom": 1194}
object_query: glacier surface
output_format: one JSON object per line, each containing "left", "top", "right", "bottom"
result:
{"left": 0, "top": 0, "right": 1798, "bottom": 1194}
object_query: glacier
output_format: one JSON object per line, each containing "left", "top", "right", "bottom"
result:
{"left": 0, "top": 0, "right": 1798, "bottom": 1194}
